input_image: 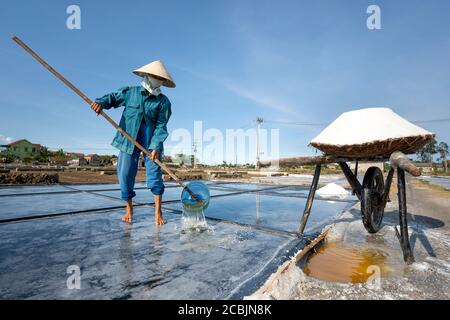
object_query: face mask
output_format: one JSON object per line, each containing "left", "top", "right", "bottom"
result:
{"left": 141, "top": 75, "right": 163, "bottom": 96}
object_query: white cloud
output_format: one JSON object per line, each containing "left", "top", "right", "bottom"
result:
{"left": 0, "top": 134, "right": 15, "bottom": 145}
{"left": 176, "top": 66, "right": 300, "bottom": 116}
{"left": 224, "top": 83, "right": 299, "bottom": 115}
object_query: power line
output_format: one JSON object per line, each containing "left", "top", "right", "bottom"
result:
{"left": 264, "top": 120, "right": 328, "bottom": 126}
{"left": 412, "top": 118, "right": 450, "bottom": 124}
{"left": 264, "top": 118, "right": 450, "bottom": 127}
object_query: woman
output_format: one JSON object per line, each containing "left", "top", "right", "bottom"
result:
{"left": 90, "top": 60, "right": 175, "bottom": 225}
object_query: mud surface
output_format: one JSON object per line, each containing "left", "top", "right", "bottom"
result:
{"left": 0, "top": 172, "right": 59, "bottom": 184}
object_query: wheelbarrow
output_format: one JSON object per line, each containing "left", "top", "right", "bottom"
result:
{"left": 259, "top": 151, "right": 421, "bottom": 264}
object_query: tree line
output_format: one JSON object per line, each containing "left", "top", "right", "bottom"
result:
{"left": 416, "top": 139, "right": 449, "bottom": 172}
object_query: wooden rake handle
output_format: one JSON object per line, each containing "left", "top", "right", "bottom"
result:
{"left": 11, "top": 35, "right": 202, "bottom": 203}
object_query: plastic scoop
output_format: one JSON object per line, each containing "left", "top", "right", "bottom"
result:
{"left": 180, "top": 181, "right": 210, "bottom": 231}
{"left": 181, "top": 181, "right": 210, "bottom": 212}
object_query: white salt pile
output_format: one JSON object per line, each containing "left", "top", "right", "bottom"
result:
{"left": 316, "top": 183, "right": 350, "bottom": 199}
{"left": 310, "top": 107, "right": 434, "bottom": 157}
{"left": 311, "top": 108, "right": 432, "bottom": 146}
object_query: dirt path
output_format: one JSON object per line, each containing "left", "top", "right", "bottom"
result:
{"left": 247, "top": 175, "right": 450, "bottom": 300}
{"left": 58, "top": 170, "right": 147, "bottom": 184}
{"left": 407, "top": 178, "right": 450, "bottom": 234}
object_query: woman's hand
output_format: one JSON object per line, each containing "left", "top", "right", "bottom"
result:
{"left": 90, "top": 102, "right": 103, "bottom": 115}
{"left": 150, "top": 150, "right": 159, "bottom": 161}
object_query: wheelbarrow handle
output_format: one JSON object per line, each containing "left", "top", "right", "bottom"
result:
{"left": 390, "top": 151, "right": 421, "bottom": 177}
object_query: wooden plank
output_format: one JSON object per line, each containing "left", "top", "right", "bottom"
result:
{"left": 258, "top": 155, "right": 389, "bottom": 167}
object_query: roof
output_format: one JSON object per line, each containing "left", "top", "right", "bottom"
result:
{"left": 6, "top": 139, "right": 43, "bottom": 148}
{"left": 7, "top": 139, "right": 32, "bottom": 146}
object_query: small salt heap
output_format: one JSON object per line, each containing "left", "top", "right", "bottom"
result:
{"left": 316, "top": 183, "right": 350, "bottom": 199}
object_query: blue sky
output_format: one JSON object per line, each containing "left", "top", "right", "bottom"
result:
{"left": 1, "top": 0, "right": 449, "bottom": 163}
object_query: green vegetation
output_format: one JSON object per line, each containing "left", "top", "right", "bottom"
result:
{"left": 416, "top": 139, "right": 437, "bottom": 163}
{"left": 437, "top": 142, "right": 449, "bottom": 172}
{"left": 0, "top": 151, "right": 16, "bottom": 163}
{"left": 416, "top": 139, "right": 449, "bottom": 173}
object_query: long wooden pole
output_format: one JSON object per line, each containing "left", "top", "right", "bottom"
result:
{"left": 11, "top": 35, "right": 202, "bottom": 203}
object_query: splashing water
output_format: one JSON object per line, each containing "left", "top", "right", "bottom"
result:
{"left": 181, "top": 209, "right": 208, "bottom": 233}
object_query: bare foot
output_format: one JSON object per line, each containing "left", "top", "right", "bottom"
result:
{"left": 122, "top": 212, "right": 133, "bottom": 223}
{"left": 155, "top": 213, "right": 166, "bottom": 225}
{"left": 122, "top": 200, "right": 133, "bottom": 223}
{"left": 154, "top": 195, "right": 166, "bottom": 225}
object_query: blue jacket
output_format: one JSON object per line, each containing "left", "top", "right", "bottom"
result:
{"left": 95, "top": 86, "right": 171, "bottom": 155}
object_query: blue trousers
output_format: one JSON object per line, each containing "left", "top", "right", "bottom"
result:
{"left": 117, "top": 120, "right": 164, "bottom": 200}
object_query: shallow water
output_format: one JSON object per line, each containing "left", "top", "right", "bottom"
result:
{"left": 0, "top": 207, "right": 295, "bottom": 299}
{"left": 304, "top": 242, "right": 393, "bottom": 283}
{"left": 0, "top": 181, "right": 344, "bottom": 299}
{"left": 164, "top": 193, "right": 353, "bottom": 233}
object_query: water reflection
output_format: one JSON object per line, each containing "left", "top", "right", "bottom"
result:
{"left": 119, "top": 224, "right": 134, "bottom": 284}
{"left": 255, "top": 192, "right": 261, "bottom": 224}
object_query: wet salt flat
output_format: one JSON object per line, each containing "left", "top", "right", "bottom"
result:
{"left": 260, "top": 185, "right": 358, "bottom": 202}
{"left": 0, "top": 192, "right": 122, "bottom": 221}
{"left": 164, "top": 193, "right": 353, "bottom": 233}
{"left": 210, "top": 182, "right": 282, "bottom": 191}
{"left": 0, "top": 184, "right": 73, "bottom": 196}
{"left": 0, "top": 181, "right": 355, "bottom": 299}
{"left": 419, "top": 176, "right": 450, "bottom": 190}
{"left": 253, "top": 174, "right": 350, "bottom": 186}
{"left": 90, "top": 187, "right": 233, "bottom": 204}
{"left": 0, "top": 207, "right": 303, "bottom": 299}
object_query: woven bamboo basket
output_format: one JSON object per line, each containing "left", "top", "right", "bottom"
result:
{"left": 310, "top": 134, "right": 435, "bottom": 158}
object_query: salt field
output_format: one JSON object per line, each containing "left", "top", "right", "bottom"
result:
{"left": 0, "top": 181, "right": 355, "bottom": 299}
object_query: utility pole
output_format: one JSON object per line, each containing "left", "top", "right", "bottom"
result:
{"left": 256, "top": 117, "right": 263, "bottom": 169}
{"left": 192, "top": 140, "right": 198, "bottom": 168}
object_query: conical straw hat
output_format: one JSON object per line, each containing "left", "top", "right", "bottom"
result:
{"left": 133, "top": 60, "right": 176, "bottom": 88}
{"left": 310, "top": 107, "right": 435, "bottom": 158}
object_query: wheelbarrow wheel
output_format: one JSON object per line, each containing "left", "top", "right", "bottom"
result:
{"left": 361, "top": 167, "right": 385, "bottom": 233}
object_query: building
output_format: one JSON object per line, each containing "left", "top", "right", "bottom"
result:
{"left": 2, "top": 139, "right": 43, "bottom": 158}
{"left": 173, "top": 153, "right": 196, "bottom": 167}
{"left": 65, "top": 152, "right": 85, "bottom": 158}
{"left": 413, "top": 162, "right": 434, "bottom": 174}
{"left": 85, "top": 154, "right": 101, "bottom": 166}
{"left": 68, "top": 157, "right": 88, "bottom": 166}
{"left": 48, "top": 157, "right": 71, "bottom": 166}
